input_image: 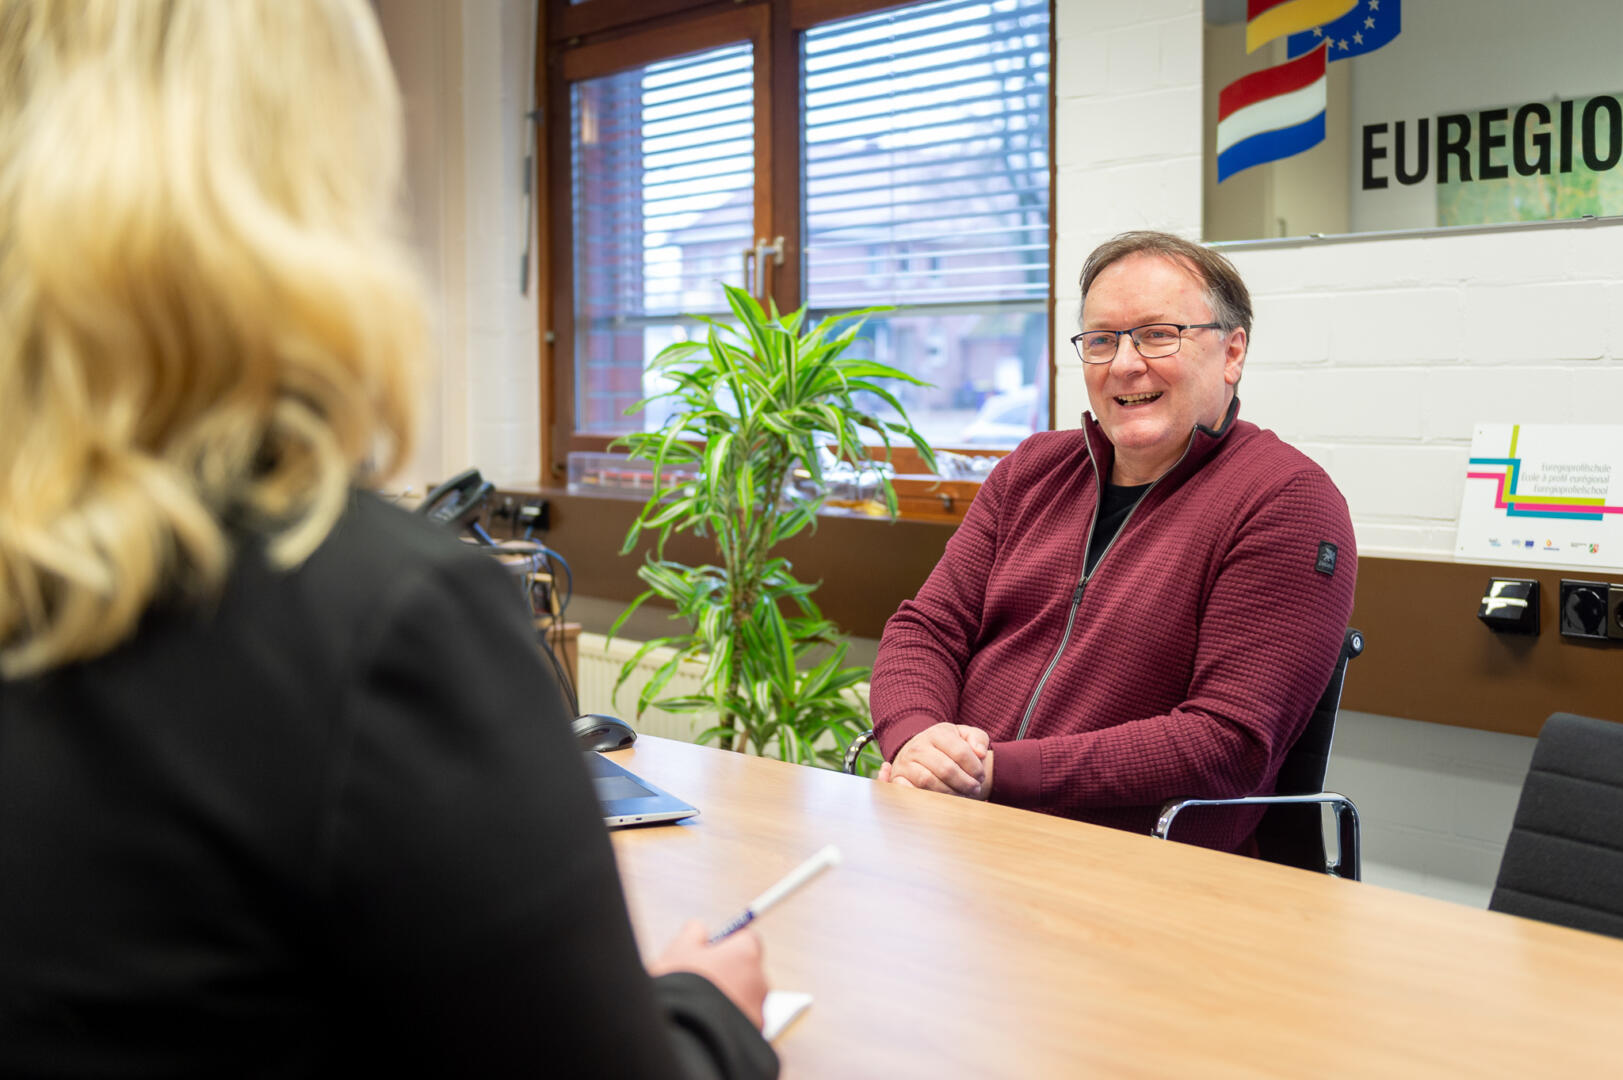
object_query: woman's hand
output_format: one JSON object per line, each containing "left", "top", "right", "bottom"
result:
{"left": 649, "top": 919, "right": 770, "bottom": 1028}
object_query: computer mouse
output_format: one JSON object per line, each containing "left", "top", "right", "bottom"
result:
{"left": 572, "top": 713, "right": 637, "bottom": 752}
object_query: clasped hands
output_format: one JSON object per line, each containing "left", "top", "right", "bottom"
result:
{"left": 877, "top": 722, "right": 994, "bottom": 800}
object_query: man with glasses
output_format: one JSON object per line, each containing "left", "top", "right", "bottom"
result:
{"left": 869, "top": 231, "right": 1356, "bottom": 855}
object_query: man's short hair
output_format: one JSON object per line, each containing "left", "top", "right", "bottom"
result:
{"left": 1079, "top": 231, "right": 1253, "bottom": 338}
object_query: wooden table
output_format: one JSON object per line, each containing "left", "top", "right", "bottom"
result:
{"left": 607, "top": 737, "right": 1623, "bottom": 1078}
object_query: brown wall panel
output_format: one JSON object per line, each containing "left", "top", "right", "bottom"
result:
{"left": 514, "top": 490, "right": 1620, "bottom": 736}
{"left": 1345, "top": 559, "right": 1620, "bottom": 738}
{"left": 518, "top": 491, "right": 954, "bottom": 640}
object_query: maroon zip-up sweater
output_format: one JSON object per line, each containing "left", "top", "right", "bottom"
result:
{"left": 871, "top": 400, "right": 1357, "bottom": 852}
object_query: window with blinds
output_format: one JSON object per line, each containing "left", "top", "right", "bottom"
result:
{"left": 803, "top": 0, "right": 1050, "bottom": 449}
{"left": 571, "top": 44, "right": 754, "bottom": 435}
{"left": 561, "top": 0, "right": 1051, "bottom": 452}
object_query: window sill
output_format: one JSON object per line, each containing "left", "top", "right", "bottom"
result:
{"left": 551, "top": 435, "right": 1007, "bottom": 522}
{"left": 493, "top": 488, "right": 959, "bottom": 638}
{"left": 504, "top": 476, "right": 983, "bottom": 526}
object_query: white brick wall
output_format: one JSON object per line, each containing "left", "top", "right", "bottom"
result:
{"left": 1170, "top": 231, "right": 1623, "bottom": 562}
{"left": 1053, "top": 7, "right": 1203, "bottom": 287}
{"left": 459, "top": 0, "right": 542, "bottom": 488}
{"left": 376, "top": 0, "right": 541, "bottom": 491}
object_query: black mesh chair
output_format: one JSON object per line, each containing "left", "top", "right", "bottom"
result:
{"left": 1151, "top": 627, "right": 1365, "bottom": 880}
{"left": 1488, "top": 712, "right": 1623, "bottom": 939}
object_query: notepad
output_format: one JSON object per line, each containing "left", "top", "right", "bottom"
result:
{"left": 761, "top": 990, "right": 813, "bottom": 1041}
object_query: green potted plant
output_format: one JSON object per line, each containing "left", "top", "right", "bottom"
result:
{"left": 607, "top": 284, "right": 936, "bottom": 769}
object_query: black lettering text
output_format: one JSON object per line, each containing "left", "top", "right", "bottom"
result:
{"left": 1438, "top": 113, "right": 1472, "bottom": 183}
{"left": 1478, "top": 108, "right": 1509, "bottom": 180}
{"left": 1560, "top": 99, "right": 1574, "bottom": 172}
{"left": 1362, "top": 123, "right": 1390, "bottom": 189}
{"left": 1395, "top": 119, "right": 1429, "bottom": 184}
{"left": 1513, "top": 103, "right": 1551, "bottom": 176}
{"left": 1581, "top": 95, "right": 1622, "bottom": 171}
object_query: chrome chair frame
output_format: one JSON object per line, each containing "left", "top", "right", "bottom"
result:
{"left": 842, "top": 730, "right": 879, "bottom": 774}
{"left": 1153, "top": 791, "right": 1361, "bottom": 880}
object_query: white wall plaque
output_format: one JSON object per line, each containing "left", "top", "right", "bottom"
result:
{"left": 1457, "top": 423, "right": 1623, "bottom": 571}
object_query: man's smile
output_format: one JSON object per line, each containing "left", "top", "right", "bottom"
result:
{"left": 1115, "top": 392, "right": 1163, "bottom": 406}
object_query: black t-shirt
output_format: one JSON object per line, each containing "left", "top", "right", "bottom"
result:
{"left": 1084, "top": 482, "right": 1151, "bottom": 577}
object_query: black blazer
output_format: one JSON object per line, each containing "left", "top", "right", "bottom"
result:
{"left": 0, "top": 492, "right": 775, "bottom": 1078}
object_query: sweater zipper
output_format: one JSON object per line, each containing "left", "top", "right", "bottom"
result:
{"left": 1011, "top": 429, "right": 1199, "bottom": 741}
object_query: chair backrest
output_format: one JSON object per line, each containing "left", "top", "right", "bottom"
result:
{"left": 1253, "top": 627, "right": 1364, "bottom": 872}
{"left": 1489, "top": 712, "right": 1623, "bottom": 939}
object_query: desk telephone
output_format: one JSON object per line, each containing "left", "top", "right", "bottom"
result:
{"left": 417, "top": 467, "right": 493, "bottom": 531}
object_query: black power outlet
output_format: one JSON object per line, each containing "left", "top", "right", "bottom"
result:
{"left": 516, "top": 499, "right": 550, "bottom": 534}
{"left": 1558, "top": 580, "right": 1612, "bottom": 640}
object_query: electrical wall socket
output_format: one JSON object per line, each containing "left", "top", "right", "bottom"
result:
{"left": 516, "top": 499, "right": 550, "bottom": 533}
{"left": 488, "top": 490, "right": 550, "bottom": 538}
{"left": 1558, "top": 579, "right": 1612, "bottom": 640}
{"left": 1609, "top": 583, "right": 1623, "bottom": 641}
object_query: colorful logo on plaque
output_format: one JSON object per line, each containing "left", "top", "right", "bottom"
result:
{"left": 1467, "top": 425, "right": 1623, "bottom": 523}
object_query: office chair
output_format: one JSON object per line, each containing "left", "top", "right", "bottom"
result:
{"left": 1153, "top": 627, "right": 1364, "bottom": 880}
{"left": 1488, "top": 712, "right": 1623, "bottom": 940}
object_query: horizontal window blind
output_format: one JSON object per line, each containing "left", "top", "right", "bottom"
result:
{"left": 571, "top": 43, "right": 755, "bottom": 433}
{"left": 803, "top": 0, "right": 1050, "bottom": 310}
{"left": 573, "top": 44, "right": 754, "bottom": 321}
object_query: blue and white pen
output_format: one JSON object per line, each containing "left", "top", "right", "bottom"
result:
{"left": 708, "top": 844, "right": 842, "bottom": 943}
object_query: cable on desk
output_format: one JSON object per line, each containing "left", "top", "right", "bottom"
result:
{"left": 527, "top": 542, "right": 578, "bottom": 716}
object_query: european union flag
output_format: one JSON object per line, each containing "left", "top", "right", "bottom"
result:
{"left": 1287, "top": 0, "right": 1400, "bottom": 61}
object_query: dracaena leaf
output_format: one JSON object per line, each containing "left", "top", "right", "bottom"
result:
{"left": 607, "top": 293, "right": 933, "bottom": 769}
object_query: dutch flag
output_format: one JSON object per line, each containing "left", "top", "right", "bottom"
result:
{"left": 1215, "top": 42, "right": 1328, "bottom": 183}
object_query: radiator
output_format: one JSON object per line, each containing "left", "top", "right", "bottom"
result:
{"left": 575, "top": 632, "right": 872, "bottom": 752}
{"left": 574, "top": 632, "right": 711, "bottom": 742}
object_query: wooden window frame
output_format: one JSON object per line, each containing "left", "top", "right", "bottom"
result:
{"left": 539, "top": 0, "right": 1056, "bottom": 518}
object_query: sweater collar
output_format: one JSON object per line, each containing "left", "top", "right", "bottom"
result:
{"left": 1080, "top": 395, "right": 1242, "bottom": 487}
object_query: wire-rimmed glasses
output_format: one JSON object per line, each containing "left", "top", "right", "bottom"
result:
{"left": 1070, "top": 323, "right": 1222, "bottom": 364}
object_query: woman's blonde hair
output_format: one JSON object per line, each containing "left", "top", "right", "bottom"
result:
{"left": 0, "top": 0, "right": 423, "bottom": 678}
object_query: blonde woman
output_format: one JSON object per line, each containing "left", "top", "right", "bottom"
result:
{"left": 0, "top": 2, "right": 774, "bottom": 1075}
